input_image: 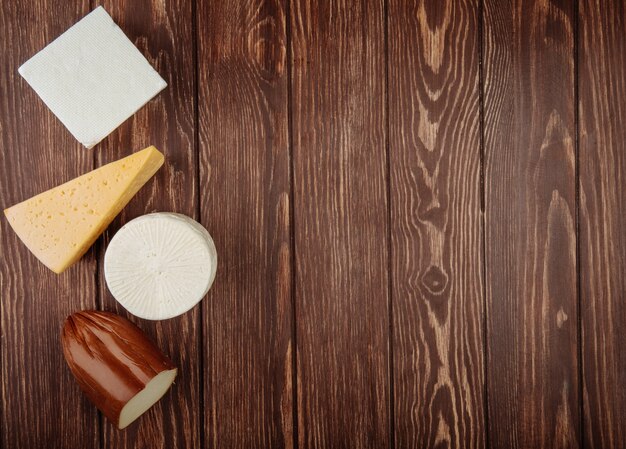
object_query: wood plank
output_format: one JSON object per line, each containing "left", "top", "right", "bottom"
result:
{"left": 289, "top": 1, "right": 390, "bottom": 447}
{"left": 95, "top": 1, "right": 200, "bottom": 447}
{"left": 579, "top": 1, "right": 626, "bottom": 447}
{"left": 388, "top": 0, "right": 484, "bottom": 446}
{"left": 483, "top": 0, "right": 580, "bottom": 447}
{"left": 0, "top": 2, "right": 99, "bottom": 448}
{"left": 197, "top": 0, "right": 293, "bottom": 447}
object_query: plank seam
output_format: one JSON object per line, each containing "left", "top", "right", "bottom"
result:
{"left": 285, "top": 0, "right": 299, "bottom": 447}
{"left": 88, "top": 0, "right": 104, "bottom": 447}
{"left": 574, "top": 0, "right": 584, "bottom": 447}
{"left": 383, "top": 0, "right": 395, "bottom": 447}
{"left": 191, "top": 0, "right": 204, "bottom": 446}
{"left": 478, "top": 0, "right": 490, "bottom": 447}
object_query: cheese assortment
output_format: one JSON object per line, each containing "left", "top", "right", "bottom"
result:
{"left": 104, "top": 213, "right": 218, "bottom": 320}
{"left": 18, "top": 7, "right": 167, "bottom": 148}
{"left": 62, "top": 311, "right": 178, "bottom": 429}
{"left": 8, "top": 6, "right": 220, "bottom": 432}
{"left": 4, "top": 146, "right": 164, "bottom": 273}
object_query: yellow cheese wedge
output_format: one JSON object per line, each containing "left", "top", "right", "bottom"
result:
{"left": 4, "top": 146, "right": 164, "bottom": 273}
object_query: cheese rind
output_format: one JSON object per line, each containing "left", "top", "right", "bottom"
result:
{"left": 61, "top": 310, "right": 177, "bottom": 429}
{"left": 4, "top": 146, "right": 164, "bottom": 273}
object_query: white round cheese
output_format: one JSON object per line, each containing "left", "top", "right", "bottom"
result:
{"left": 104, "top": 213, "right": 217, "bottom": 320}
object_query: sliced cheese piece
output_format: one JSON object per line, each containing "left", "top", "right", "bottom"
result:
{"left": 4, "top": 146, "right": 164, "bottom": 273}
{"left": 18, "top": 7, "right": 167, "bottom": 148}
{"left": 104, "top": 213, "right": 217, "bottom": 320}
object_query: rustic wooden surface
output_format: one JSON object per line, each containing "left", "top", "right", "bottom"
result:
{"left": 198, "top": 0, "right": 293, "bottom": 447}
{"left": 388, "top": 0, "right": 484, "bottom": 446}
{"left": 579, "top": 1, "right": 626, "bottom": 448}
{"left": 0, "top": 2, "right": 99, "bottom": 449}
{"left": 290, "top": 1, "right": 390, "bottom": 448}
{"left": 483, "top": 0, "right": 580, "bottom": 447}
{"left": 1, "top": 1, "right": 625, "bottom": 448}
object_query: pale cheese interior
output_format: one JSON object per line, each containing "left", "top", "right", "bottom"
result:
{"left": 118, "top": 368, "right": 177, "bottom": 429}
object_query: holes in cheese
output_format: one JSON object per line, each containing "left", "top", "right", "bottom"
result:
{"left": 4, "top": 146, "right": 164, "bottom": 273}
{"left": 104, "top": 213, "right": 217, "bottom": 320}
{"left": 61, "top": 311, "right": 177, "bottom": 430}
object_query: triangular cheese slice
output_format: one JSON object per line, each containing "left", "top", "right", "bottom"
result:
{"left": 5, "top": 146, "right": 164, "bottom": 273}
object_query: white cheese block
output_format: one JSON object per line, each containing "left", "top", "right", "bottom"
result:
{"left": 18, "top": 7, "right": 167, "bottom": 148}
{"left": 104, "top": 213, "right": 217, "bottom": 320}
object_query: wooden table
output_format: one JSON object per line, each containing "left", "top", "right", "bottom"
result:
{"left": 1, "top": 1, "right": 624, "bottom": 448}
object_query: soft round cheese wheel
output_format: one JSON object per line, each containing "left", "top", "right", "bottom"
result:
{"left": 104, "top": 213, "right": 217, "bottom": 320}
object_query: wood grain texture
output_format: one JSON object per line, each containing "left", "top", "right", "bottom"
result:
{"left": 579, "top": 1, "right": 626, "bottom": 448}
{"left": 6, "top": 0, "right": 626, "bottom": 447}
{"left": 0, "top": 2, "right": 99, "bottom": 448}
{"left": 388, "top": 0, "right": 484, "bottom": 447}
{"left": 197, "top": 0, "right": 293, "bottom": 447}
{"left": 95, "top": 1, "right": 200, "bottom": 448}
{"left": 483, "top": 0, "right": 580, "bottom": 447}
{"left": 289, "top": 1, "right": 390, "bottom": 447}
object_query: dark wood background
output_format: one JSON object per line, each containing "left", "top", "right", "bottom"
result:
{"left": 1, "top": 0, "right": 624, "bottom": 448}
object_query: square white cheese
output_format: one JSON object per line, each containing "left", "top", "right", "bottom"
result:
{"left": 18, "top": 7, "right": 167, "bottom": 148}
